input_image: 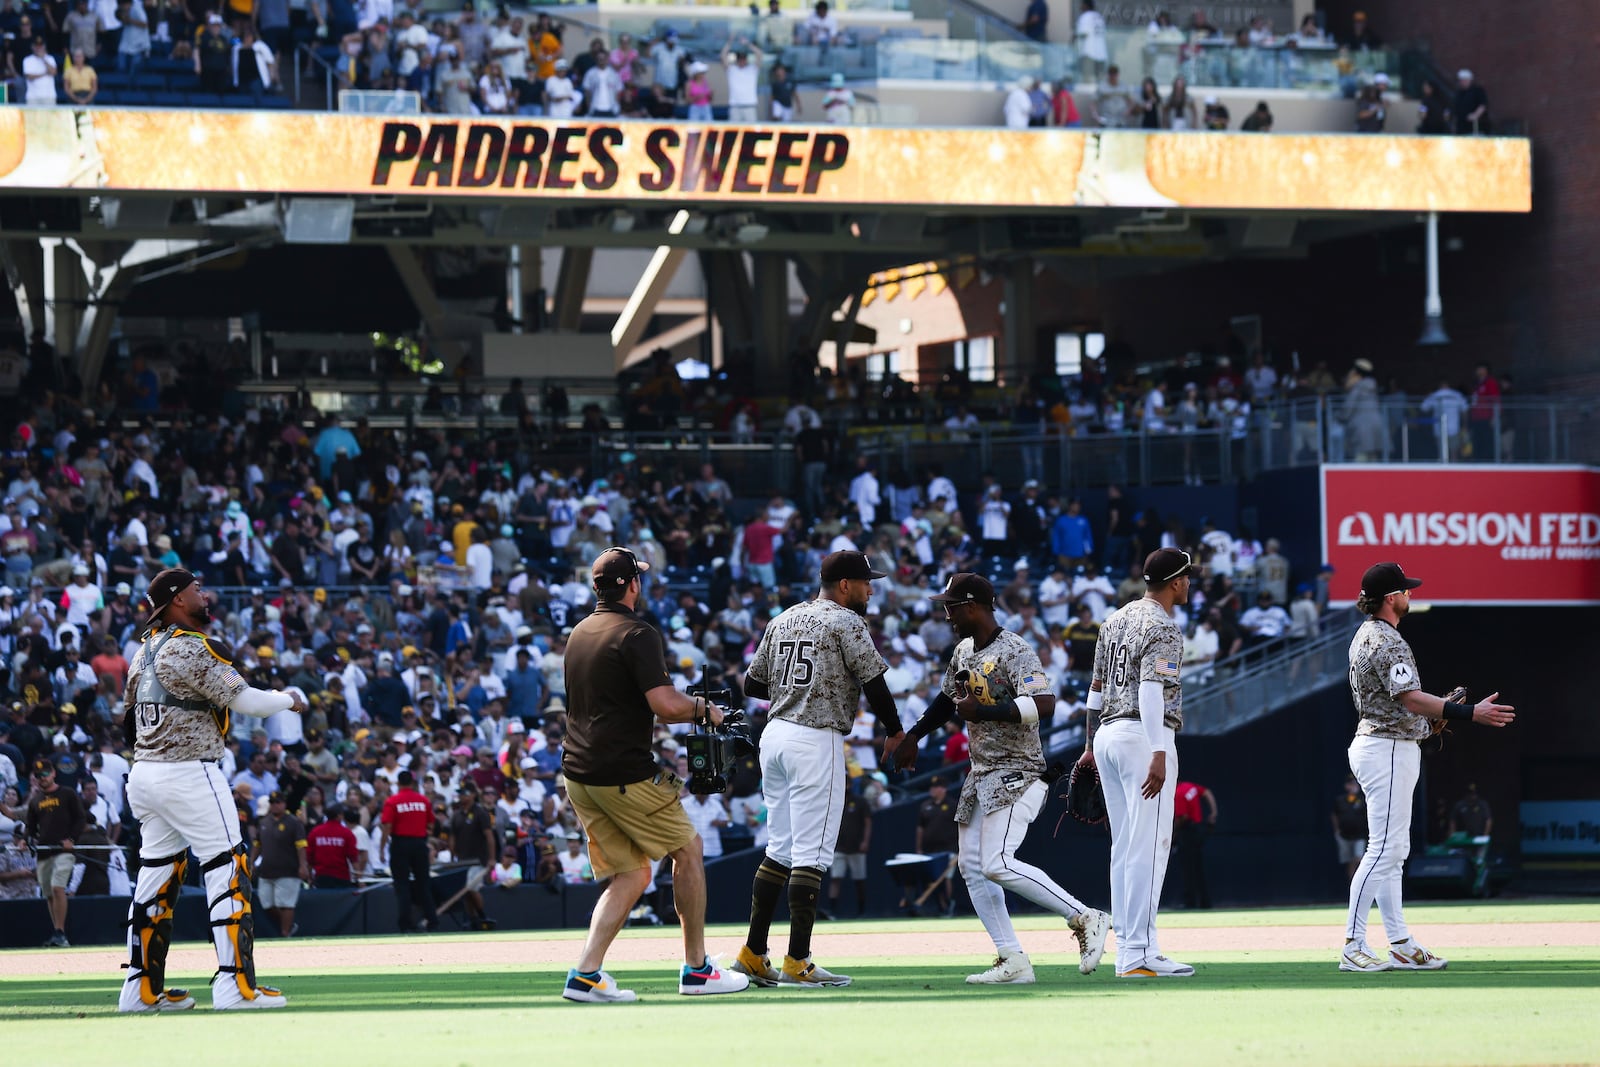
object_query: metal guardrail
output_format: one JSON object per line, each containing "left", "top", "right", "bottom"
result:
{"left": 1181, "top": 606, "right": 1359, "bottom": 735}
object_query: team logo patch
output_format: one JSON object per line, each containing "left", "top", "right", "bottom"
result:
{"left": 1390, "top": 662, "right": 1415, "bottom": 686}
{"left": 1154, "top": 659, "right": 1181, "bottom": 678}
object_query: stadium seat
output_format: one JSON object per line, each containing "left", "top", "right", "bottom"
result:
{"left": 95, "top": 89, "right": 119, "bottom": 106}
{"left": 150, "top": 91, "right": 187, "bottom": 107}
{"left": 98, "top": 72, "right": 133, "bottom": 91}
{"left": 254, "top": 93, "right": 292, "bottom": 109}
{"left": 188, "top": 92, "right": 226, "bottom": 108}
{"left": 167, "top": 73, "right": 201, "bottom": 92}
{"left": 131, "top": 72, "right": 168, "bottom": 90}
{"left": 119, "top": 90, "right": 152, "bottom": 105}
{"left": 148, "top": 57, "right": 190, "bottom": 74}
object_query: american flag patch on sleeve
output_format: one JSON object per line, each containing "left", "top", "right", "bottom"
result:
{"left": 222, "top": 668, "right": 244, "bottom": 689}
{"left": 1154, "top": 660, "right": 1181, "bottom": 678}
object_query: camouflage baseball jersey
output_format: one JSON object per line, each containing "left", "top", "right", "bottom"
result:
{"left": 1347, "top": 618, "right": 1428, "bottom": 741}
{"left": 942, "top": 630, "right": 1050, "bottom": 822}
{"left": 125, "top": 628, "right": 248, "bottom": 762}
{"left": 1093, "top": 598, "right": 1184, "bottom": 732}
{"left": 747, "top": 599, "right": 887, "bottom": 734}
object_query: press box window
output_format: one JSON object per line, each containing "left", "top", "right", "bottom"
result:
{"left": 1055, "top": 332, "right": 1105, "bottom": 378}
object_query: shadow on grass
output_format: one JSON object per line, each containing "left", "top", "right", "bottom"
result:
{"left": 8, "top": 959, "right": 1600, "bottom": 1018}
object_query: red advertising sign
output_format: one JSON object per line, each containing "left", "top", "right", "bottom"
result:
{"left": 1321, "top": 465, "right": 1600, "bottom": 606}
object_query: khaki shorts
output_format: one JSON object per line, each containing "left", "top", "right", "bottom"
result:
{"left": 565, "top": 771, "right": 696, "bottom": 880}
{"left": 258, "top": 876, "right": 301, "bottom": 909}
{"left": 38, "top": 853, "right": 76, "bottom": 892}
{"left": 829, "top": 852, "right": 867, "bottom": 880}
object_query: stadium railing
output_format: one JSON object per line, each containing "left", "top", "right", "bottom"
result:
{"left": 1180, "top": 606, "right": 1359, "bottom": 735}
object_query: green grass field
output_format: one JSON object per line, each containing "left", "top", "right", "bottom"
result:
{"left": 3, "top": 901, "right": 1597, "bottom": 1066}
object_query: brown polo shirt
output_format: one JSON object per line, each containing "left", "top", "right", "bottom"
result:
{"left": 561, "top": 601, "right": 670, "bottom": 787}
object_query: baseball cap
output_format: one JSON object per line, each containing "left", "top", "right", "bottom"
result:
{"left": 591, "top": 546, "right": 649, "bottom": 590}
{"left": 143, "top": 568, "right": 198, "bottom": 627}
{"left": 71, "top": 563, "right": 89, "bottom": 577}
{"left": 1360, "top": 561, "right": 1422, "bottom": 599}
{"left": 820, "top": 550, "right": 887, "bottom": 583}
{"left": 928, "top": 572, "right": 994, "bottom": 607}
{"left": 1143, "top": 548, "right": 1193, "bottom": 583}
{"left": 267, "top": 791, "right": 285, "bottom": 804}
{"left": 519, "top": 756, "right": 537, "bottom": 770}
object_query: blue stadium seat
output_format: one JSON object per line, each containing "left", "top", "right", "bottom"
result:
{"left": 150, "top": 91, "right": 187, "bottom": 107}
{"left": 131, "top": 72, "right": 168, "bottom": 90}
{"left": 95, "top": 89, "right": 119, "bottom": 106}
{"left": 188, "top": 92, "right": 226, "bottom": 108}
{"left": 254, "top": 93, "right": 292, "bottom": 109}
{"left": 98, "top": 72, "right": 133, "bottom": 91}
{"left": 167, "top": 73, "right": 201, "bottom": 92}
{"left": 148, "top": 57, "right": 190, "bottom": 74}
{"left": 119, "top": 90, "right": 152, "bottom": 105}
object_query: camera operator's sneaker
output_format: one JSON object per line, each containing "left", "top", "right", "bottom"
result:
{"left": 731, "top": 946, "right": 783, "bottom": 987}
{"left": 1119, "top": 955, "right": 1194, "bottom": 978}
{"left": 1388, "top": 940, "right": 1448, "bottom": 971}
{"left": 679, "top": 957, "right": 750, "bottom": 996}
{"left": 562, "top": 968, "right": 637, "bottom": 1004}
{"left": 1339, "top": 943, "right": 1394, "bottom": 973}
{"left": 966, "top": 950, "right": 1035, "bottom": 985}
{"left": 780, "top": 955, "right": 853, "bottom": 987}
{"left": 1070, "top": 909, "right": 1111, "bottom": 974}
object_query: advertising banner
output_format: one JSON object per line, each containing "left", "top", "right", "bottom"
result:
{"left": 0, "top": 109, "right": 1533, "bottom": 211}
{"left": 1519, "top": 801, "right": 1600, "bottom": 856}
{"left": 1320, "top": 465, "right": 1600, "bottom": 606}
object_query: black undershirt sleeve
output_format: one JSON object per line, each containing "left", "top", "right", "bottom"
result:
{"left": 744, "top": 675, "right": 771, "bottom": 700}
{"left": 861, "top": 673, "right": 901, "bottom": 737}
{"left": 908, "top": 691, "right": 956, "bottom": 740}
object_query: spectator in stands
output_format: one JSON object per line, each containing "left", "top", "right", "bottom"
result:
{"left": 22, "top": 34, "right": 57, "bottom": 104}
{"left": 1240, "top": 100, "right": 1273, "bottom": 131}
{"left": 1354, "top": 81, "right": 1386, "bottom": 132}
{"left": 1022, "top": 0, "right": 1047, "bottom": 42}
{"left": 544, "top": 55, "right": 580, "bottom": 118}
{"left": 1096, "top": 64, "right": 1134, "bottom": 127}
{"left": 581, "top": 48, "right": 621, "bottom": 118}
{"left": 1237, "top": 590, "right": 1290, "bottom": 648}
{"left": 1338, "top": 358, "right": 1385, "bottom": 461}
{"left": 1075, "top": 0, "right": 1106, "bottom": 83}
{"left": 454, "top": 0, "right": 487, "bottom": 66}
{"left": 435, "top": 44, "right": 475, "bottom": 114}
{"left": 1454, "top": 69, "right": 1489, "bottom": 134}
{"left": 1134, "top": 75, "right": 1161, "bottom": 128}
{"left": 1467, "top": 362, "right": 1501, "bottom": 461}
{"left": 194, "top": 13, "right": 231, "bottom": 93}
{"left": 1050, "top": 79, "right": 1079, "bottom": 126}
{"left": 231, "top": 24, "right": 277, "bottom": 93}
{"left": 768, "top": 61, "right": 801, "bottom": 122}
{"left": 1345, "top": 10, "right": 1380, "bottom": 50}
{"left": 1003, "top": 76, "right": 1033, "bottom": 129}
{"left": 1420, "top": 376, "right": 1468, "bottom": 460}
{"left": 804, "top": 0, "right": 839, "bottom": 50}
{"left": 1202, "top": 94, "right": 1229, "bottom": 130}
{"left": 648, "top": 28, "right": 682, "bottom": 106}
{"left": 113, "top": 0, "right": 146, "bottom": 73}
{"left": 62, "top": 46, "right": 97, "bottom": 103}
{"left": 64, "top": 0, "right": 98, "bottom": 59}
{"left": 820, "top": 71, "right": 854, "bottom": 124}
{"left": 1162, "top": 73, "right": 1197, "bottom": 129}
{"left": 478, "top": 58, "right": 516, "bottom": 114}
{"left": 721, "top": 36, "right": 761, "bottom": 123}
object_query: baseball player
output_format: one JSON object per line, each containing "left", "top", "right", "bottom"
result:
{"left": 893, "top": 573, "right": 1110, "bottom": 984}
{"left": 117, "top": 568, "right": 306, "bottom": 1013}
{"left": 1340, "top": 561, "right": 1513, "bottom": 973}
{"left": 1078, "top": 548, "right": 1192, "bottom": 978}
{"left": 731, "top": 550, "right": 902, "bottom": 988}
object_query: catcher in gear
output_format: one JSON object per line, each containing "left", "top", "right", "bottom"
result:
{"left": 118, "top": 569, "right": 305, "bottom": 1013}
{"left": 890, "top": 573, "right": 1111, "bottom": 984}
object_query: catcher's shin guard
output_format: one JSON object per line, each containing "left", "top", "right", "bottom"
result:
{"left": 204, "top": 843, "right": 271, "bottom": 1001}
{"left": 120, "top": 851, "right": 188, "bottom": 1010}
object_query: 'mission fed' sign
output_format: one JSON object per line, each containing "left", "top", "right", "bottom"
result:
{"left": 1321, "top": 465, "right": 1600, "bottom": 606}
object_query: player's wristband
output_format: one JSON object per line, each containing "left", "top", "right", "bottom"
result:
{"left": 1086, "top": 690, "right": 1105, "bottom": 712}
{"left": 1443, "top": 701, "right": 1472, "bottom": 722}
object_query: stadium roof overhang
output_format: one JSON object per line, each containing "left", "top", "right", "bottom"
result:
{"left": 0, "top": 109, "right": 1531, "bottom": 385}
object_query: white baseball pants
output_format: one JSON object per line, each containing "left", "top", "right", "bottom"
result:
{"left": 1095, "top": 719, "right": 1178, "bottom": 969}
{"left": 760, "top": 717, "right": 846, "bottom": 871}
{"left": 1344, "top": 735, "right": 1420, "bottom": 946}
{"left": 958, "top": 778, "right": 1090, "bottom": 957}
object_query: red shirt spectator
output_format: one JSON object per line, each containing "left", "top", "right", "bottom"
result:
{"left": 381, "top": 786, "right": 434, "bottom": 839}
{"left": 942, "top": 729, "right": 969, "bottom": 764}
{"left": 1174, "top": 781, "right": 1205, "bottom": 825}
{"left": 1469, "top": 365, "right": 1501, "bottom": 422}
{"left": 743, "top": 517, "right": 780, "bottom": 566}
{"left": 306, "top": 816, "right": 361, "bottom": 883}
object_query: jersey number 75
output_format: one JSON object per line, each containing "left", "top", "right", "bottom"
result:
{"left": 775, "top": 639, "right": 816, "bottom": 687}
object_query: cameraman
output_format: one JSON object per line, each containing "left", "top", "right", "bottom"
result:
{"left": 558, "top": 547, "right": 750, "bottom": 1004}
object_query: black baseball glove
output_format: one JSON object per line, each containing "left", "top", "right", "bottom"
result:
{"left": 1064, "top": 762, "right": 1108, "bottom": 827}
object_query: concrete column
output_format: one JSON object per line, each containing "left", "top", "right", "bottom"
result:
{"left": 751, "top": 252, "right": 791, "bottom": 390}
{"left": 551, "top": 247, "right": 594, "bottom": 332}
{"left": 1001, "top": 256, "right": 1036, "bottom": 386}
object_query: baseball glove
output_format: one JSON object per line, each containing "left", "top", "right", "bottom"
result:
{"left": 1431, "top": 686, "right": 1468, "bottom": 738}
{"left": 1064, "top": 762, "right": 1108, "bottom": 827}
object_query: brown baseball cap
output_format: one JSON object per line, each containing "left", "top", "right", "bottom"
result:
{"left": 591, "top": 546, "right": 650, "bottom": 592}
{"left": 820, "top": 550, "right": 887, "bottom": 583}
{"left": 928, "top": 572, "right": 994, "bottom": 606}
{"left": 1143, "top": 548, "right": 1193, "bottom": 584}
{"left": 143, "top": 568, "right": 198, "bottom": 628}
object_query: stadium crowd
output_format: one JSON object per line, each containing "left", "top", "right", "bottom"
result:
{"left": 0, "top": 338, "right": 1373, "bottom": 934}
